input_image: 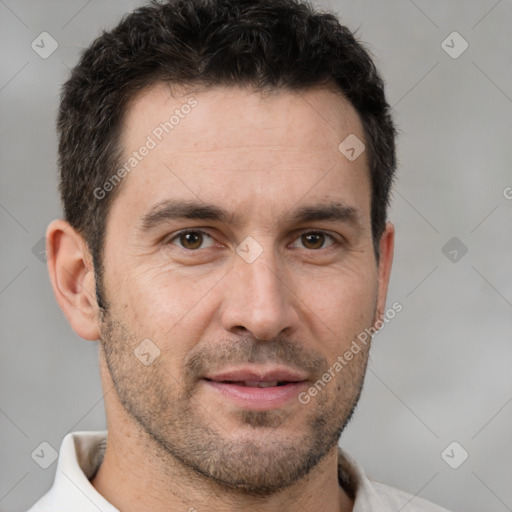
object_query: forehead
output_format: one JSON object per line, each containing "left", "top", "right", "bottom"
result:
{"left": 121, "top": 82, "right": 364, "bottom": 154}
{"left": 110, "top": 83, "right": 370, "bottom": 228}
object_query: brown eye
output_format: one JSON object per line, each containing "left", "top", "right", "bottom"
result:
{"left": 303, "top": 233, "right": 325, "bottom": 249}
{"left": 290, "top": 231, "right": 336, "bottom": 250}
{"left": 169, "top": 230, "right": 215, "bottom": 250}
{"left": 180, "top": 232, "right": 203, "bottom": 249}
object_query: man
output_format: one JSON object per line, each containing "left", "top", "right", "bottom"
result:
{"left": 29, "top": 0, "right": 451, "bottom": 510}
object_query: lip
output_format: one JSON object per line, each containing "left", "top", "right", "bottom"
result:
{"left": 202, "top": 365, "right": 308, "bottom": 411}
{"left": 204, "top": 365, "right": 308, "bottom": 383}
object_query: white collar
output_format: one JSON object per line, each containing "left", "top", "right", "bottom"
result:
{"left": 29, "top": 430, "right": 450, "bottom": 512}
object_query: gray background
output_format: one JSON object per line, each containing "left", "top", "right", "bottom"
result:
{"left": 1, "top": 0, "right": 511, "bottom": 511}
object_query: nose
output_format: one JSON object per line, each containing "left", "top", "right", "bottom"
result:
{"left": 219, "top": 247, "right": 299, "bottom": 341}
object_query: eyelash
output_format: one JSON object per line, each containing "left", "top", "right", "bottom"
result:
{"left": 165, "top": 229, "right": 340, "bottom": 252}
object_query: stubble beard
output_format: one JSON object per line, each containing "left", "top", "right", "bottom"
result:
{"left": 98, "top": 306, "right": 370, "bottom": 497}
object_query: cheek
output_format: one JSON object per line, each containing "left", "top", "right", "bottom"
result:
{"left": 118, "top": 265, "right": 224, "bottom": 346}
{"left": 294, "top": 267, "right": 378, "bottom": 354}
{"left": 110, "top": 243, "right": 377, "bottom": 360}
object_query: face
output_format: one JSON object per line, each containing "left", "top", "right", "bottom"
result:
{"left": 97, "top": 83, "right": 392, "bottom": 494}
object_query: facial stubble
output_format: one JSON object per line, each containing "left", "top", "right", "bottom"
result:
{"left": 98, "top": 304, "right": 371, "bottom": 497}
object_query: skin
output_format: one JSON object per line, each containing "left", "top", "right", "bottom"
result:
{"left": 46, "top": 83, "right": 394, "bottom": 512}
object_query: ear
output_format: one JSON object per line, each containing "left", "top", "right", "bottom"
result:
{"left": 374, "top": 221, "right": 395, "bottom": 323}
{"left": 46, "top": 219, "right": 101, "bottom": 341}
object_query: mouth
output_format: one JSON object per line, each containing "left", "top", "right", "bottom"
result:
{"left": 205, "top": 379, "right": 295, "bottom": 387}
{"left": 202, "top": 367, "right": 308, "bottom": 410}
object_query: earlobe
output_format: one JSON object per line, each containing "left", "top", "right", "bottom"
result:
{"left": 375, "top": 222, "right": 395, "bottom": 323}
{"left": 46, "top": 219, "right": 101, "bottom": 341}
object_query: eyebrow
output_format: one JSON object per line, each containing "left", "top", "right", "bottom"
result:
{"left": 138, "top": 199, "right": 236, "bottom": 231}
{"left": 137, "top": 199, "right": 361, "bottom": 232}
{"left": 283, "top": 202, "right": 359, "bottom": 226}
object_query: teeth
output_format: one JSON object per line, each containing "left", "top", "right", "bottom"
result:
{"left": 244, "top": 381, "right": 279, "bottom": 388}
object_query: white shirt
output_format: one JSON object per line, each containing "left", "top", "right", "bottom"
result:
{"left": 27, "top": 431, "right": 452, "bottom": 512}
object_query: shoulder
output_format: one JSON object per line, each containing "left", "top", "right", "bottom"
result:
{"left": 25, "top": 431, "right": 112, "bottom": 512}
{"left": 338, "top": 448, "right": 453, "bottom": 512}
{"left": 26, "top": 492, "right": 52, "bottom": 512}
{"left": 370, "top": 480, "right": 452, "bottom": 511}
